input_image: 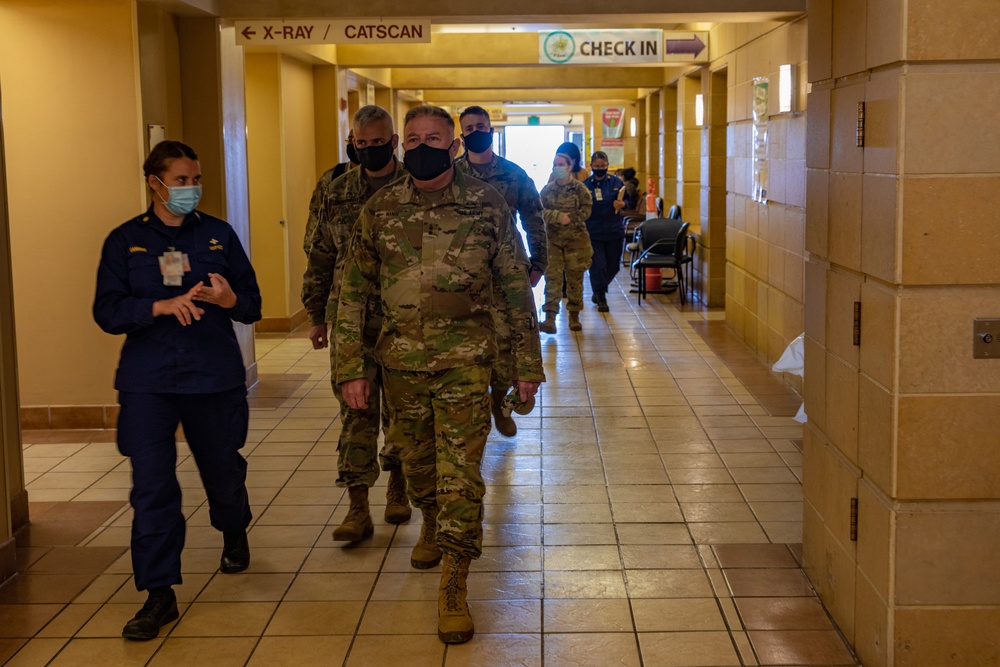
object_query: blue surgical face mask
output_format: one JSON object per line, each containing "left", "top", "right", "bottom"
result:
{"left": 155, "top": 175, "right": 202, "bottom": 216}
{"left": 553, "top": 166, "right": 570, "bottom": 180}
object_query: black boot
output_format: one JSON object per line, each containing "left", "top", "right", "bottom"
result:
{"left": 122, "top": 586, "right": 178, "bottom": 641}
{"left": 220, "top": 529, "right": 250, "bottom": 573}
{"left": 597, "top": 294, "right": 609, "bottom": 313}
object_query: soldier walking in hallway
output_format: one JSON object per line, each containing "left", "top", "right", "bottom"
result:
{"left": 335, "top": 105, "right": 544, "bottom": 644}
{"left": 455, "top": 105, "right": 547, "bottom": 438}
{"left": 302, "top": 105, "right": 410, "bottom": 543}
{"left": 539, "top": 149, "right": 593, "bottom": 333}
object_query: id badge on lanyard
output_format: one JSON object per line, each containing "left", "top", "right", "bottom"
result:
{"left": 158, "top": 247, "right": 190, "bottom": 286}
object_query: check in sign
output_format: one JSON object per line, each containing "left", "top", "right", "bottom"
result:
{"left": 540, "top": 30, "right": 662, "bottom": 64}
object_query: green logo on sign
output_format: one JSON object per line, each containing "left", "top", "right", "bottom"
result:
{"left": 543, "top": 31, "right": 575, "bottom": 64}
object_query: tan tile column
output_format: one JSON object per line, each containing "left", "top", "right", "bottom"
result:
{"left": 804, "top": 1, "right": 1000, "bottom": 665}
{"left": 0, "top": 83, "right": 26, "bottom": 584}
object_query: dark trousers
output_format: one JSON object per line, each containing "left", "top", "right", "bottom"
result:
{"left": 589, "top": 236, "right": 625, "bottom": 297}
{"left": 117, "top": 386, "right": 252, "bottom": 591}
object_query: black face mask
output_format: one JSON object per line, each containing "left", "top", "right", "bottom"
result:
{"left": 404, "top": 143, "right": 454, "bottom": 181}
{"left": 463, "top": 129, "right": 493, "bottom": 154}
{"left": 592, "top": 168, "right": 608, "bottom": 179}
{"left": 346, "top": 143, "right": 360, "bottom": 164}
{"left": 356, "top": 142, "right": 395, "bottom": 172}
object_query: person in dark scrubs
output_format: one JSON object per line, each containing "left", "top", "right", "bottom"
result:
{"left": 93, "top": 140, "right": 262, "bottom": 641}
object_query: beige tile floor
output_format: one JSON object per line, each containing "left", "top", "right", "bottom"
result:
{"left": 4, "top": 282, "right": 859, "bottom": 666}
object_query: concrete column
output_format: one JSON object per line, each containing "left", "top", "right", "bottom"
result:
{"left": 659, "top": 86, "right": 677, "bottom": 212}
{"left": 0, "top": 80, "right": 26, "bottom": 585}
{"left": 178, "top": 17, "right": 256, "bottom": 382}
{"left": 676, "top": 74, "right": 702, "bottom": 227}
{"left": 804, "top": 2, "right": 1000, "bottom": 665}
{"left": 699, "top": 68, "right": 728, "bottom": 306}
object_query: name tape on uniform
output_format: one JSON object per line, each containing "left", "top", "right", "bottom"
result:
{"left": 235, "top": 19, "right": 431, "bottom": 45}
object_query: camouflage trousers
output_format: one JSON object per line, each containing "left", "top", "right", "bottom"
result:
{"left": 383, "top": 363, "right": 491, "bottom": 560}
{"left": 543, "top": 238, "right": 594, "bottom": 313}
{"left": 490, "top": 299, "right": 513, "bottom": 394}
{"left": 331, "top": 342, "right": 402, "bottom": 489}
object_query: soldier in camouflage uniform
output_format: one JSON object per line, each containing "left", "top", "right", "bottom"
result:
{"left": 304, "top": 130, "right": 358, "bottom": 255}
{"left": 538, "top": 151, "right": 594, "bottom": 333}
{"left": 455, "top": 105, "right": 547, "bottom": 438}
{"left": 336, "top": 106, "right": 544, "bottom": 645}
{"left": 301, "top": 106, "right": 410, "bottom": 543}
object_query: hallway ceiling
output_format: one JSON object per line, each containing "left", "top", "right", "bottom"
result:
{"left": 150, "top": 0, "right": 806, "bottom": 119}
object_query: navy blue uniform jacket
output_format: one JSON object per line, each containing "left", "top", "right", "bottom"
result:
{"left": 583, "top": 174, "right": 626, "bottom": 241}
{"left": 93, "top": 207, "right": 262, "bottom": 394}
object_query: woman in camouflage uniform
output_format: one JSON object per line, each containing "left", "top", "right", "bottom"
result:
{"left": 538, "top": 151, "right": 593, "bottom": 333}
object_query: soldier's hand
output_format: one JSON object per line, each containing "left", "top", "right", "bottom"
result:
{"left": 153, "top": 283, "right": 205, "bottom": 326}
{"left": 342, "top": 378, "right": 370, "bottom": 410}
{"left": 560, "top": 212, "right": 571, "bottom": 225}
{"left": 516, "top": 380, "right": 540, "bottom": 404}
{"left": 612, "top": 199, "right": 625, "bottom": 212}
{"left": 309, "top": 324, "right": 329, "bottom": 350}
{"left": 529, "top": 269, "right": 543, "bottom": 287}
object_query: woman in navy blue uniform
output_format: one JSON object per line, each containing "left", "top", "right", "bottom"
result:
{"left": 583, "top": 151, "right": 627, "bottom": 312}
{"left": 93, "top": 141, "right": 262, "bottom": 641}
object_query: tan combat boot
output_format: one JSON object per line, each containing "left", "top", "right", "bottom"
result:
{"left": 568, "top": 311, "right": 582, "bottom": 331}
{"left": 383, "top": 469, "right": 412, "bottom": 524}
{"left": 410, "top": 507, "right": 442, "bottom": 568}
{"left": 437, "top": 553, "right": 474, "bottom": 644}
{"left": 332, "top": 486, "right": 373, "bottom": 542}
{"left": 538, "top": 312, "right": 557, "bottom": 334}
{"left": 491, "top": 388, "right": 517, "bottom": 437}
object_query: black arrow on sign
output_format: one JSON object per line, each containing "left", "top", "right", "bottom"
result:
{"left": 665, "top": 35, "right": 705, "bottom": 56}
{"left": 241, "top": 26, "right": 256, "bottom": 40}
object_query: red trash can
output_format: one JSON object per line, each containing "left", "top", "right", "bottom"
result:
{"left": 645, "top": 267, "right": 662, "bottom": 291}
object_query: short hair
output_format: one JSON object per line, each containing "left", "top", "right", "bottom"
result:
{"left": 354, "top": 105, "right": 394, "bottom": 132}
{"left": 621, "top": 167, "right": 636, "bottom": 181}
{"left": 459, "top": 105, "right": 491, "bottom": 124}
{"left": 143, "top": 140, "right": 197, "bottom": 178}
{"left": 591, "top": 151, "right": 609, "bottom": 163}
{"left": 403, "top": 105, "right": 455, "bottom": 132}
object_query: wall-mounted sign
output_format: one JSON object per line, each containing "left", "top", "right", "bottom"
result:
{"left": 601, "top": 138, "right": 625, "bottom": 168}
{"left": 663, "top": 31, "right": 709, "bottom": 63}
{"left": 540, "top": 30, "right": 662, "bottom": 64}
{"left": 602, "top": 107, "right": 625, "bottom": 139}
{"left": 235, "top": 19, "right": 431, "bottom": 45}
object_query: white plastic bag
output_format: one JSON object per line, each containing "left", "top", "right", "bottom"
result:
{"left": 772, "top": 334, "right": 807, "bottom": 424}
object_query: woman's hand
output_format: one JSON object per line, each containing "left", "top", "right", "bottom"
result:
{"left": 194, "top": 273, "right": 237, "bottom": 309}
{"left": 560, "top": 212, "right": 571, "bottom": 225}
{"left": 153, "top": 283, "right": 205, "bottom": 326}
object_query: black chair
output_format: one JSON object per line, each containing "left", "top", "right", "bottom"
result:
{"left": 666, "top": 204, "right": 682, "bottom": 220}
{"left": 631, "top": 219, "right": 691, "bottom": 305}
{"left": 621, "top": 213, "right": 645, "bottom": 266}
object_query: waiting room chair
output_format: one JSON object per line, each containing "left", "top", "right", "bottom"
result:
{"left": 621, "top": 213, "right": 645, "bottom": 266}
{"left": 666, "top": 204, "right": 682, "bottom": 220}
{"left": 631, "top": 219, "right": 691, "bottom": 305}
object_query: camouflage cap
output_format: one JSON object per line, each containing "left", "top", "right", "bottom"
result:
{"left": 500, "top": 389, "right": 535, "bottom": 417}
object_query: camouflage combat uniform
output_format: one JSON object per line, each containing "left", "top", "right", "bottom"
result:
{"left": 303, "top": 166, "right": 337, "bottom": 254}
{"left": 456, "top": 155, "right": 546, "bottom": 394}
{"left": 334, "top": 168, "right": 544, "bottom": 559}
{"left": 539, "top": 179, "right": 593, "bottom": 314}
{"left": 301, "top": 160, "right": 407, "bottom": 488}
